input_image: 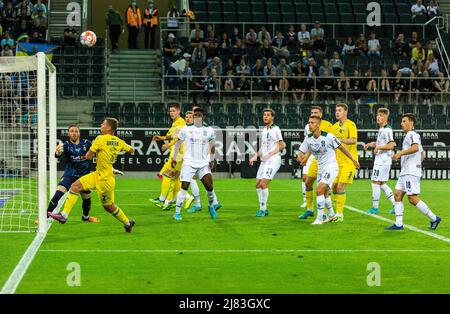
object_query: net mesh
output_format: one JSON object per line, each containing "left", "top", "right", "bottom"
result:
{"left": 0, "top": 57, "right": 41, "bottom": 232}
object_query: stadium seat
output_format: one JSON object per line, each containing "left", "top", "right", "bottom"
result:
{"left": 208, "top": 1, "right": 220, "bottom": 12}
{"left": 324, "top": 4, "right": 337, "bottom": 14}
{"left": 283, "top": 13, "right": 296, "bottom": 23}
{"left": 195, "top": 11, "right": 207, "bottom": 21}
{"left": 296, "top": 13, "right": 310, "bottom": 24}
{"left": 431, "top": 104, "right": 444, "bottom": 117}
{"left": 417, "top": 104, "right": 429, "bottom": 117}
{"left": 294, "top": 3, "right": 309, "bottom": 14}
{"left": 93, "top": 102, "right": 106, "bottom": 114}
{"left": 238, "top": 12, "right": 251, "bottom": 22}
{"left": 236, "top": 1, "right": 250, "bottom": 12}
{"left": 137, "top": 115, "right": 150, "bottom": 127}
{"left": 224, "top": 11, "right": 238, "bottom": 22}
{"left": 108, "top": 102, "right": 122, "bottom": 117}
{"left": 209, "top": 11, "right": 222, "bottom": 22}
{"left": 402, "top": 104, "right": 415, "bottom": 114}
{"left": 137, "top": 102, "right": 152, "bottom": 115}
{"left": 252, "top": 13, "right": 267, "bottom": 23}
{"left": 193, "top": 1, "right": 207, "bottom": 12}
{"left": 93, "top": 113, "right": 105, "bottom": 125}
{"left": 436, "top": 116, "right": 447, "bottom": 129}
{"left": 339, "top": 4, "right": 352, "bottom": 14}
{"left": 251, "top": 2, "right": 265, "bottom": 13}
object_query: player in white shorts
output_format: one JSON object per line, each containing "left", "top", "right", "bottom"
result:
{"left": 363, "top": 108, "right": 396, "bottom": 215}
{"left": 298, "top": 115, "right": 360, "bottom": 225}
{"left": 171, "top": 107, "right": 222, "bottom": 220}
{"left": 386, "top": 113, "right": 441, "bottom": 231}
{"left": 250, "top": 108, "right": 285, "bottom": 217}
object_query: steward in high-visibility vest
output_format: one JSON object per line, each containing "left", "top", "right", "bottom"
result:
{"left": 125, "top": 1, "right": 142, "bottom": 49}
{"left": 143, "top": 1, "right": 158, "bottom": 49}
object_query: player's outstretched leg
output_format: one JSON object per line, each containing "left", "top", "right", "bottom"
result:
{"left": 46, "top": 188, "right": 65, "bottom": 216}
{"left": 201, "top": 174, "right": 220, "bottom": 219}
{"left": 81, "top": 192, "right": 99, "bottom": 223}
{"left": 48, "top": 180, "right": 84, "bottom": 224}
{"left": 408, "top": 196, "right": 441, "bottom": 231}
{"left": 106, "top": 203, "right": 134, "bottom": 232}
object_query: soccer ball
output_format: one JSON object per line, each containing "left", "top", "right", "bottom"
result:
{"left": 80, "top": 31, "right": 97, "bottom": 47}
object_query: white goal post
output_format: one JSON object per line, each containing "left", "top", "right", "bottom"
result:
{"left": 0, "top": 52, "right": 57, "bottom": 233}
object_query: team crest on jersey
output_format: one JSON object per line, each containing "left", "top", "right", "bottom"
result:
{"left": 203, "top": 130, "right": 207, "bottom": 136}
{"left": 321, "top": 140, "right": 326, "bottom": 147}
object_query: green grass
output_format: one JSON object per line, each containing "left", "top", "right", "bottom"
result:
{"left": 2, "top": 179, "right": 450, "bottom": 293}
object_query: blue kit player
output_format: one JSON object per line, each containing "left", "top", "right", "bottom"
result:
{"left": 47, "top": 124, "right": 99, "bottom": 223}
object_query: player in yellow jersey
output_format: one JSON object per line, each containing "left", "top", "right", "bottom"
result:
{"left": 49, "top": 118, "right": 136, "bottom": 232}
{"left": 297, "top": 106, "right": 335, "bottom": 220}
{"left": 150, "top": 104, "right": 195, "bottom": 210}
{"left": 328, "top": 102, "right": 358, "bottom": 222}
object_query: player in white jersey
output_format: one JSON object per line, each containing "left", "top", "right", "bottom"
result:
{"left": 171, "top": 107, "right": 222, "bottom": 220}
{"left": 298, "top": 115, "right": 360, "bottom": 225}
{"left": 363, "top": 108, "right": 396, "bottom": 214}
{"left": 386, "top": 113, "right": 441, "bottom": 230}
{"left": 250, "top": 108, "right": 286, "bottom": 217}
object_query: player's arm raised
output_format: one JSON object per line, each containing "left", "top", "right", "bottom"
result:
{"left": 392, "top": 143, "right": 419, "bottom": 161}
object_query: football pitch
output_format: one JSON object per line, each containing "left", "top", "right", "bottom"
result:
{"left": 1, "top": 178, "right": 450, "bottom": 294}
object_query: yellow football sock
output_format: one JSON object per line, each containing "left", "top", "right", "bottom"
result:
{"left": 160, "top": 176, "right": 173, "bottom": 201}
{"left": 111, "top": 206, "right": 129, "bottom": 226}
{"left": 332, "top": 193, "right": 337, "bottom": 209}
{"left": 335, "top": 193, "right": 346, "bottom": 215}
{"left": 61, "top": 191, "right": 79, "bottom": 217}
{"left": 171, "top": 179, "right": 181, "bottom": 202}
{"left": 306, "top": 189, "right": 314, "bottom": 210}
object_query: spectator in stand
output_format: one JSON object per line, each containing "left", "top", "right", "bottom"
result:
{"left": 263, "top": 58, "right": 275, "bottom": 80}
{"left": 319, "top": 58, "right": 333, "bottom": 77}
{"left": 257, "top": 26, "right": 271, "bottom": 45}
{"left": 230, "top": 38, "right": 245, "bottom": 65}
{"left": 272, "top": 30, "right": 289, "bottom": 58}
{"left": 245, "top": 27, "right": 258, "bottom": 47}
{"left": 367, "top": 31, "right": 381, "bottom": 57}
{"left": 427, "top": 0, "right": 440, "bottom": 17}
{"left": 278, "top": 69, "right": 289, "bottom": 92}
{"left": 408, "top": 31, "right": 419, "bottom": 54}
{"left": 380, "top": 69, "right": 391, "bottom": 92}
{"left": 350, "top": 68, "right": 364, "bottom": 104}
{"left": 235, "top": 56, "right": 250, "bottom": 76}
{"left": 319, "top": 69, "right": 333, "bottom": 103}
{"left": 425, "top": 40, "right": 436, "bottom": 61}
{"left": 425, "top": 55, "right": 440, "bottom": 77}
{"left": 224, "top": 70, "right": 234, "bottom": 91}
{"left": 409, "top": 71, "right": 419, "bottom": 95}
{"left": 16, "top": 7, "right": 32, "bottom": 35}
{"left": 365, "top": 68, "right": 377, "bottom": 91}
{"left": 259, "top": 39, "right": 274, "bottom": 61}
{"left": 204, "top": 30, "right": 219, "bottom": 59}
{"left": 312, "top": 34, "right": 326, "bottom": 59}
{"left": 166, "top": 4, "right": 179, "bottom": 37}
{"left": 394, "top": 33, "right": 408, "bottom": 57}
{"left": 1, "top": 31, "right": 15, "bottom": 49}
{"left": 292, "top": 61, "right": 306, "bottom": 101}
{"left": 330, "top": 51, "right": 344, "bottom": 76}
{"left": 125, "top": 1, "right": 142, "bottom": 49}
{"left": 419, "top": 70, "right": 433, "bottom": 104}
{"left": 411, "top": 0, "right": 427, "bottom": 19}
{"left": 219, "top": 32, "right": 231, "bottom": 56}
{"left": 299, "top": 37, "right": 312, "bottom": 59}
{"left": 22, "top": 105, "right": 37, "bottom": 125}
{"left": 203, "top": 68, "right": 219, "bottom": 103}
{"left": 231, "top": 26, "right": 242, "bottom": 45}
{"left": 276, "top": 57, "right": 292, "bottom": 76}
{"left": 105, "top": 4, "right": 124, "bottom": 51}
{"left": 2, "top": 1, "right": 16, "bottom": 33}
{"left": 224, "top": 58, "right": 235, "bottom": 75}
{"left": 310, "top": 21, "right": 325, "bottom": 40}
{"left": 305, "top": 57, "right": 318, "bottom": 92}
{"left": 265, "top": 67, "right": 277, "bottom": 92}
{"left": 207, "top": 56, "right": 223, "bottom": 77}
{"left": 32, "top": 0, "right": 46, "bottom": 20}
{"left": 16, "top": 0, "right": 33, "bottom": 17}
{"left": 411, "top": 42, "right": 426, "bottom": 64}
{"left": 336, "top": 70, "right": 350, "bottom": 93}
{"left": 189, "top": 23, "right": 204, "bottom": 41}
{"left": 342, "top": 36, "right": 356, "bottom": 56}
{"left": 355, "top": 33, "right": 368, "bottom": 56}
{"left": 189, "top": 29, "right": 202, "bottom": 50}
{"left": 1, "top": 44, "right": 13, "bottom": 56}
{"left": 191, "top": 42, "right": 206, "bottom": 66}
{"left": 393, "top": 71, "right": 406, "bottom": 103}
{"left": 166, "top": 52, "right": 191, "bottom": 83}
{"left": 236, "top": 73, "right": 249, "bottom": 91}
{"left": 434, "top": 72, "right": 449, "bottom": 93}
{"left": 251, "top": 59, "right": 265, "bottom": 90}
{"left": 143, "top": 0, "right": 159, "bottom": 49}
{"left": 31, "top": 18, "right": 46, "bottom": 40}
{"left": 285, "top": 25, "right": 297, "bottom": 53}
{"left": 297, "top": 24, "right": 310, "bottom": 45}
{"left": 163, "top": 33, "right": 177, "bottom": 68}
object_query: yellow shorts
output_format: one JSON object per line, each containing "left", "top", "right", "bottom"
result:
{"left": 79, "top": 172, "right": 115, "bottom": 206}
{"left": 306, "top": 158, "right": 318, "bottom": 179}
{"left": 160, "top": 155, "right": 183, "bottom": 179}
{"left": 334, "top": 164, "right": 356, "bottom": 184}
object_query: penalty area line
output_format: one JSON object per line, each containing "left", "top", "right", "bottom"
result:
{"left": 345, "top": 205, "right": 450, "bottom": 244}
{"left": 39, "top": 249, "right": 450, "bottom": 253}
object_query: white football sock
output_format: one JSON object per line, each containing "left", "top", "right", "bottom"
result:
{"left": 372, "top": 183, "right": 381, "bottom": 209}
{"left": 158, "top": 194, "right": 166, "bottom": 202}
{"left": 317, "top": 194, "right": 325, "bottom": 221}
{"left": 302, "top": 181, "right": 306, "bottom": 202}
{"left": 175, "top": 189, "right": 187, "bottom": 214}
{"left": 206, "top": 190, "right": 218, "bottom": 207}
{"left": 325, "top": 196, "right": 335, "bottom": 216}
{"left": 394, "top": 201, "right": 404, "bottom": 227}
{"left": 190, "top": 179, "right": 201, "bottom": 206}
{"left": 260, "top": 188, "right": 269, "bottom": 211}
{"left": 256, "top": 188, "right": 262, "bottom": 207}
{"left": 415, "top": 200, "right": 437, "bottom": 221}
{"left": 381, "top": 184, "right": 395, "bottom": 205}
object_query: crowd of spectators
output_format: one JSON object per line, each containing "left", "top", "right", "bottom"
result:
{"left": 163, "top": 1, "right": 448, "bottom": 104}
{"left": 0, "top": 0, "right": 47, "bottom": 57}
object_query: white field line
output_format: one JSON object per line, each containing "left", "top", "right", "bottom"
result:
{"left": 345, "top": 205, "right": 450, "bottom": 243}
{"left": 0, "top": 194, "right": 67, "bottom": 294}
{"left": 116, "top": 189, "right": 450, "bottom": 193}
{"left": 39, "top": 249, "right": 450, "bottom": 253}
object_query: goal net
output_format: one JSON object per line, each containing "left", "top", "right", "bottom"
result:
{"left": 0, "top": 53, "right": 57, "bottom": 233}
